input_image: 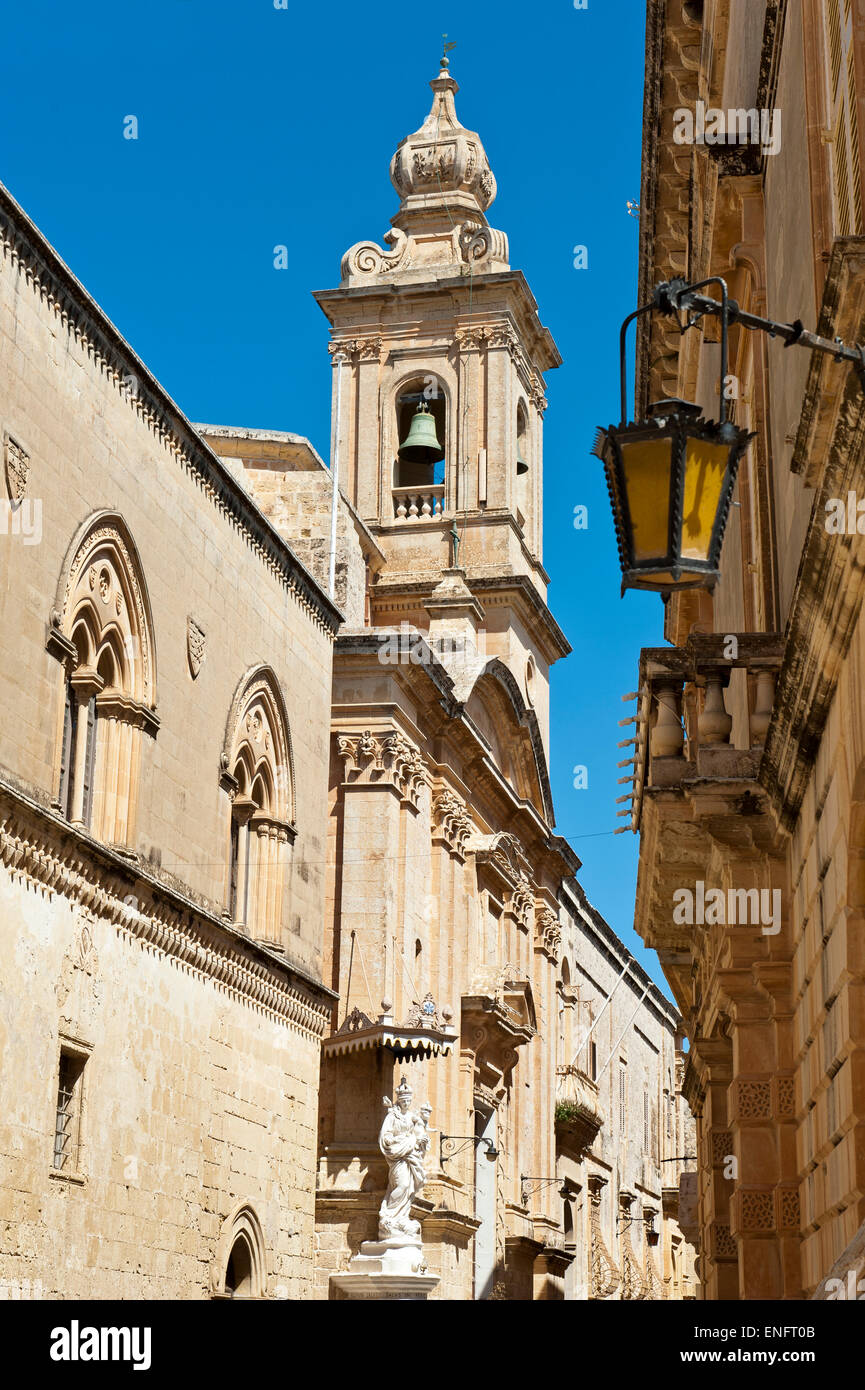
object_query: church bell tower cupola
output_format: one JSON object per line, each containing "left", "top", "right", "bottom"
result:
{"left": 314, "top": 59, "right": 569, "bottom": 759}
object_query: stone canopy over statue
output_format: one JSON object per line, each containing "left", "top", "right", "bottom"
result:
{"left": 377, "top": 1077, "right": 431, "bottom": 1241}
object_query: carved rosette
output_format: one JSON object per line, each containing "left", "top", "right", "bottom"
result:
{"left": 588, "top": 1176, "right": 621, "bottom": 1300}
{"left": 432, "top": 790, "right": 473, "bottom": 860}
{"left": 336, "top": 728, "right": 429, "bottom": 810}
{"left": 534, "top": 905, "right": 562, "bottom": 960}
{"left": 4, "top": 436, "right": 30, "bottom": 503}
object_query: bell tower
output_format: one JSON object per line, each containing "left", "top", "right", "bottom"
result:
{"left": 314, "top": 57, "right": 569, "bottom": 759}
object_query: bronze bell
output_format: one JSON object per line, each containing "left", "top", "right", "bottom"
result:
{"left": 398, "top": 401, "right": 444, "bottom": 464}
{"left": 516, "top": 441, "right": 529, "bottom": 475}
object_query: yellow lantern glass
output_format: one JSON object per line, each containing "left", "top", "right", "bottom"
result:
{"left": 594, "top": 401, "right": 753, "bottom": 594}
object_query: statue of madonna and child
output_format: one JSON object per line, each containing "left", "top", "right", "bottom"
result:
{"left": 377, "top": 1076, "right": 432, "bottom": 1243}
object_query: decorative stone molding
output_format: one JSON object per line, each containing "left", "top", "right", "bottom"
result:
{"left": 737, "top": 1189, "right": 775, "bottom": 1233}
{"left": 211, "top": 1204, "right": 268, "bottom": 1299}
{"left": 336, "top": 729, "right": 429, "bottom": 810}
{"left": 619, "top": 1193, "right": 648, "bottom": 1300}
{"left": 388, "top": 67, "right": 496, "bottom": 217}
{"left": 0, "top": 785, "right": 332, "bottom": 1039}
{"left": 340, "top": 229, "right": 412, "bottom": 281}
{"left": 776, "top": 1187, "right": 800, "bottom": 1233}
{"left": 774, "top": 1075, "right": 796, "bottom": 1119}
{"left": 4, "top": 434, "right": 30, "bottom": 502}
{"left": 710, "top": 1222, "right": 738, "bottom": 1261}
{"left": 529, "top": 372, "right": 548, "bottom": 415}
{"left": 404, "top": 992, "right": 450, "bottom": 1031}
{"left": 328, "top": 335, "right": 384, "bottom": 362}
{"left": 57, "top": 513, "right": 157, "bottom": 707}
{"left": 431, "top": 789, "right": 472, "bottom": 860}
{"left": 730, "top": 1078, "right": 772, "bottom": 1122}
{"left": 710, "top": 1130, "right": 733, "bottom": 1166}
{"left": 508, "top": 880, "right": 534, "bottom": 935}
{"left": 644, "top": 1243, "right": 667, "bottom": 1300}
{"left": 587, "top": 1176, "right": 621, "bottom": 1300}
{"left": 468, "top": 829, "right": 534, "bottom": 893}
{"left": 534, "top": 905, "right": 561, "bottom": 960}
{"left": 458, "top": 223, "right": 509, "bottom": 267}
{"left": 454, "top": 325, "right": 489, "bottom": 352}
{"left": 222, "top": 665, "right": 295, "bottom": 823}
{"left": 187, "top": 616, "right": 206, "bottom": 678}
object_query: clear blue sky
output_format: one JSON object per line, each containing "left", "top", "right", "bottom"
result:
{"left": 1, "top": 0, "right": 671, "bottom": 993}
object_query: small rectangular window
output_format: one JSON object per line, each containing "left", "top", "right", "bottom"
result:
{"left": 588, "top": 1039, "right": 597, "bottom": 1082}
{"left": 53, "top": 1049, "right": 87, "bottom": 1173}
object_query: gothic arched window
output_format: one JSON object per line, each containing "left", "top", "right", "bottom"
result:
{"left": 222, "top": 667, "right": 295, "bottom": 948}
{"left": 211, "top": 1204, "right": 267, "bottom": 1300}
{"left": 50, "top": 513, "right": 158, "bottom": 844}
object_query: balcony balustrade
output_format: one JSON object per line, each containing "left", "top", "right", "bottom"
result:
{"left": 626, "top": 633, "right": 784, "bottom": 832}
{"left": 392, "top": 484, "right": 444, "bottom": 520}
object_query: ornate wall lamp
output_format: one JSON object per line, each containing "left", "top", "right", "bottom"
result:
{"left": 593, "top": 276, "right": 865, "bottom": 595}
{"left": 440, "top": 1134, "right": 498, "bottom": 1166}
{"left": 520, "top": 1176, "right": 571, "bottom": 1206}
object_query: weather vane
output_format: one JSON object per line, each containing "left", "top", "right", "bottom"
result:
{"left": 441, "top": 34, "right": 457, "bottom": 67}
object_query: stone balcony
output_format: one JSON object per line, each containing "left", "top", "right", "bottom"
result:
{"left": 627, "top": 633, "right": 785, "bottom": 831}
{"left": 554, "top": 1065, "right": 604, "bottom": 1157}
{"left": 626, "top": 633, "right": 787, "bottom": 1015}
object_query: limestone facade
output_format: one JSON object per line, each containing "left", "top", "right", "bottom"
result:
{"left": 632, "top": 0, "right": 865, "bottom": 1299}
{"left": 556, "top": 880, "right": 698, "bottom": 1300}
{"left": 0, "top": 180, "right": 337, "bottom": 1299}
{"left": 0, "top": 62, "right": 698, "bottom": 1301}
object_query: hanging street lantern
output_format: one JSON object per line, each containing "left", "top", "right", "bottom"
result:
{"left": 592, "top": 277, "right": 753, "bottom": 595}
{"left": 594, "top": 398, "right": 752, "bottom": 594}
{"left": 594, "top": 275, "right": 865, "bottom": 595}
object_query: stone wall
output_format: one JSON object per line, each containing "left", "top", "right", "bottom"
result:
{"left": 0, "top": 184, "right": 336, "bottom": 1298}
{"left": 557, "top": 881, "right": 698, "bottom": 1300}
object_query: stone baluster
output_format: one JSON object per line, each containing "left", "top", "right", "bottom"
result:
{"left": 698, "top": 674, "right": 733, "bottom": 746}
{"left": 749, "top": 669, "right": 775, "bottom": 744}
{"left": 652, "top": 681, "right": 685, "bottom": 758}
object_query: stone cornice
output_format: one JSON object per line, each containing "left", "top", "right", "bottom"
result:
{"left": 0, "top": 775, "right": 335, "bottom": 1037}
{"left": 370, "top": 573, "right": 570, "bottom": 665}
{"left": 636, "top": 1, "right": 788, "bottom": 415}
{"left": 313, "top": 269, "right": 561, "bottom": 374}
{"left": 0, "top": 181, "right": 342, "bottom": 639}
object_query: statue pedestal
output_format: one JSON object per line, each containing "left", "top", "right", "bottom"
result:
{"left": 330, "top": 1238, "right": 440, "bottom": 1301}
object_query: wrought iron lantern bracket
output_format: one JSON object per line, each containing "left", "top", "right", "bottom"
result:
{"left": 520, "top": 1175, "right": 571, "bottom": 1206}
{"left": 440, "top": 1134, "right": 498, "bottom": 1166}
